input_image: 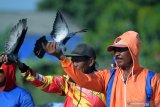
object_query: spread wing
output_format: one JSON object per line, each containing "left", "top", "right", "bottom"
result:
{"left": 61, "top": 29, "right": 88, "bottom": 45}
{"left": 5, "top": 18, "right": 27, "bottom": 55}
{"left": 50, "top": 11, "right": 69, "bottom": 42}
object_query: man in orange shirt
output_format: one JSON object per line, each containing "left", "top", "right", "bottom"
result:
{"left": 43, "top": 31, "right": 160, "bottom": 107}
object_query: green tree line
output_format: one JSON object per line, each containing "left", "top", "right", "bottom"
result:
{"left": 37, "top": 0, "right": 160, "bottom": 71}
{"left": 0, "top": 0, "right": 160, "bottom": 105}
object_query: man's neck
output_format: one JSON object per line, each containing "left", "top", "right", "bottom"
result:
{"left": 122, "top": 65, "right": 133, "bottom": 83}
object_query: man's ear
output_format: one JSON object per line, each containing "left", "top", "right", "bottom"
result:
{"left": 88, "top": 58, "right": 95, "bottom": 67}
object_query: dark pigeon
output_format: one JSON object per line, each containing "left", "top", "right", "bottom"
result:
{"left": 4, "top": 18, "right": 28, "bottom": 62}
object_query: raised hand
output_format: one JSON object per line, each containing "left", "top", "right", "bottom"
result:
{"left": 0, "top": 54, "right": 9, "bottom": 64}
{"left": 43, "top": 42, "right": 65, "bottom": 60}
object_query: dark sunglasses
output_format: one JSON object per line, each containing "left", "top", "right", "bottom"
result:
{"left": 71, "top": 56, "right": 90, "bottom": 62}
{"left": 113, "top": 47, "right": 129, "bottom": 52}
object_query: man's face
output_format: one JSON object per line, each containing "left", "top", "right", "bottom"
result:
{"left": 0, "top": 70, "right": 6, "bottom": 87}
{"left": 71, "top": 56, "right": 91, "bottom": 73}
{"left": 114, "top": 47, "right": 133, "bottom": 69}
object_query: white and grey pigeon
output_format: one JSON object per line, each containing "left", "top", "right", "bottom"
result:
{"left": 34, "top": 11, "right": 87, "bottom": 58}
{"left": 4, "top": 18, "right": 28, "bottom": 63}
{"left": 50, "top": 11, "right": 87, "bottom": 45}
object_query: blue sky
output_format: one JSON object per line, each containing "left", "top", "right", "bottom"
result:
{"left": 0, "top": 0, "right": 39, "bottom": 11}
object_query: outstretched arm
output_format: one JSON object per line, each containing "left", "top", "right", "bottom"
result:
{"left": 44, "top": 42, "right": 110, "bottom": 93}
{"left": 0, "top": 54, "right": 66, "bottom": 95}
{"left": 60, "top": 57, "right": 109, "bottom": 93}
{"left": 18, "top": 62, "right": 66, "bottom": 95}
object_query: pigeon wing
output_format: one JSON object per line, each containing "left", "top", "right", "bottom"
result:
{"left": 5, "top": 19, "right": 27, "bottom": 55}
{"left": 50, "top": 11, "right": 69, "bottom": 42}
{"left": 61, "top": 28, "right": 88, "bottom": 45}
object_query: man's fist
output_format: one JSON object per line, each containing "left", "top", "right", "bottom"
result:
{"left": 44, "top": 42, "right": 65, "bottom": 60}
{"left": 0, "top": 54, "right": 8, "bottom": 64}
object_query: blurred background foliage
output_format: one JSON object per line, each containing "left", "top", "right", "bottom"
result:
{"left": 37, "top": 0, "right": 160, "bottom": 71}
{"left": 1, "top": 0, "right": 160, "bottom": 105}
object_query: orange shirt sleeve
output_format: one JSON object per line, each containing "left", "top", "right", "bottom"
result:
{"left": 151, "top": 73, "right": 160, "bottom": 106}
{"left": 60, "top": 57, "right": 110, "bottom": 93}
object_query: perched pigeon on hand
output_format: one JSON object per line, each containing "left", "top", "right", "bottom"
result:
{"left": 34, "top": 11, "right": 87, "bottom": 58}
{"left": 4, "top": 18, "right": 28, "bottom": 63}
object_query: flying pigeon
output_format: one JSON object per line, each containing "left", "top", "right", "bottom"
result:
{"left": 4, "top": 18, "right": 28, "bottom": 63}
{"left": 34, "top": 11, "right": 87, "bottom": 58}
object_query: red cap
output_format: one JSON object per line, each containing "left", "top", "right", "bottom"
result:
{"left": 107, "top": 40, "right": 128, "bottom": 51}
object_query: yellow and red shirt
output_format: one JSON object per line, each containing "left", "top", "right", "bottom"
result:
{"left": 22, "top": 69, "right": 106, "bottom": 107}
